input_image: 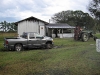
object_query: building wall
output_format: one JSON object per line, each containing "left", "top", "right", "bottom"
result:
{"left": 18, "top": 20, "right": 46, "bottom": 36}
{"left": 47, "top": 28, "right": 74, "bottom": 38}
{"left": 52, "top": 33, "right": 74, "bottom": 38}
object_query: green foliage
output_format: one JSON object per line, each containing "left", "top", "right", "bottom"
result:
{"left": 0, "top": 33, "right": 100, "bottom": 75}
{"left": 88, "top": 0, "right": 100, "bottom": 20}
{"left": 0, "top": 21, "right": 17, "bottom": 32}
{"left": 88, "top": 0, "right": 100, "bottom": 32}
{"left": 52, "top": 10, "right": 95, "bottom": 30}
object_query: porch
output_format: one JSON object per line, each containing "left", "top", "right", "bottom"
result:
{"left": 46, "top": 24, "right": 75, "bottom": 38}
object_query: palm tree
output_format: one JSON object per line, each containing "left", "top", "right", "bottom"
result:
{"left": 1, "top": 21, "right": 8, "bottom": 32}
{"left": 0, "top": 21, "right": 17, "bottom": 32}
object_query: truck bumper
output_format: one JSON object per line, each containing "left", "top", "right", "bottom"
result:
{"left": 4, "top": 44, "right": 14, "bottom": 50}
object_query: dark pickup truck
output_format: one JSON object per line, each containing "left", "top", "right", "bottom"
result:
{"left": 4, "top": 32, "right": 54, "bottom": 51}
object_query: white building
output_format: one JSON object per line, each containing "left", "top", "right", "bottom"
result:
{"left": 15, "top": 16, "right": 75, "bottom": 38}
{"left": 15, "top": 16, "right": 48, "bottom": 36}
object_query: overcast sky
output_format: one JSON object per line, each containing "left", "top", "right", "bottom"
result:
{"left": 0, "top": 0, "right": 91, "bottom": 23}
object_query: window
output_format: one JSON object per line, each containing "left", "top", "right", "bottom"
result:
{"left": 29, "top": 33, "right": 35, "bottom": 39}
{"left": 22, "top": 33, "right": 28, "bottom": 39}
{"left": 63, "top": 29, "right": 72, "bottom": 33}
{"left": 35, "top": 33, "right": 43, "bottom": 39}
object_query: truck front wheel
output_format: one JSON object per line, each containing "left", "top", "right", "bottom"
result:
{"left": 46, "top": 43, "right": 53, "bottom": 49}
{"left": 14, "top": 44, "right": 23, "bottom": 51}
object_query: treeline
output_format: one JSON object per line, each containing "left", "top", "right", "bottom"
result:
{"left": 51, "top": 10, "right": 100, "bottom": 32}
{"left": 0, "top": 21, "right": 17, "bottom": 33}
{"left": 52, "top": 10, "right": 94, "bottom": 29}
{"left": 51, "top": 0, "right": 100, "bottom": 32}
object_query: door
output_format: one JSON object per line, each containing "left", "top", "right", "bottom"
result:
{"left": 35, "top": 33, "right": 46, "bottom": 46}
{"left": 27, "top": 33, "right": 37, "bottom": 48}
{"left": 40, "top": 26, "right": 45, "bottom": 36}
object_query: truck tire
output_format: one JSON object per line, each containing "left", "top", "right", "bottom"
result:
{"left": 82, "top": 33, "right": 89, "bottom": 42}
{"left": 46, "top": 43, "right": 53, "bottom": 49}
{"left": 14, "top": 44, "right": 23, "bottom": 51}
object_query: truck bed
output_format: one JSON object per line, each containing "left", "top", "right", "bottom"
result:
{"left": 5, "top": 37, "right": 21, "bottom": 39}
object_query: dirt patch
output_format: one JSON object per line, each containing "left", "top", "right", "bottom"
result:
{"left": 53, "top": 45, "right": 66, "bottom": 49}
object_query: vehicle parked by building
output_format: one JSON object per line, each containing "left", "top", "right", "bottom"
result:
{"left": 4, "top": 32, "right": 54, "bottom": 51}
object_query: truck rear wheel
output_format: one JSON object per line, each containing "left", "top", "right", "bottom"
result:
{"left": 14, "top": 44, "right": 23, "bottom": 51}
{"left": 82, "top": 33, "right": 89, "bottom": 42}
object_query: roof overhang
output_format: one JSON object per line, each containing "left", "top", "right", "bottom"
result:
{"left": 46, "top": 24, "right": 75, "bottom": 29}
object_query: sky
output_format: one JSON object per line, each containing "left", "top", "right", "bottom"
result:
{"left": 0, "top": 0, "right": 91, "bottom": 23}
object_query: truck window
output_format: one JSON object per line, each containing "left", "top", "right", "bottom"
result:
{"left": 29, "top": 33, "right": 35, "bottom": 39}
{"left": 22, "top": 33, "right": 28, "bottom": 39}
{"left": 35, "top": 33, "right": 43, "bottom": 39}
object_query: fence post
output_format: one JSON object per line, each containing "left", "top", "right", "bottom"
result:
{"left": 96, "top": 39, "right": 100, "bottom": 52}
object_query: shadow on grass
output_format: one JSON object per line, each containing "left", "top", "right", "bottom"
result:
{"left": 0, "top": 47, "right": 51, "bottom": 52}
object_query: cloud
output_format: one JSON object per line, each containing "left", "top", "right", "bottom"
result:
{"left": 0, "top": 0, "right": 90, "bottom": 22}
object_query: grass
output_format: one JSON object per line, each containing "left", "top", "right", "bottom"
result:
{"left": 0, "top": 33, "right": 100, "bottom": 75}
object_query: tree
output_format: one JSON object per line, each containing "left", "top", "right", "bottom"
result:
{"left": 52, "top": 10, "right": 73, "bottom": 23}
{"left": 52, "top": 10, "right": 94, "bottom": 29}
{"left": 8, "top": 23, "right": 17, "bottom": 32}
{"left": 88, "top": 0, "right": 100, "bottom": 20}
{"left": 88, "top": 0, "right": 100, "bottom": 32}
{"left": 0, "top": 21, "right": 17, "bottom": 32}
{"left": 0, "top": 21, "right": 8, "bottom": 32}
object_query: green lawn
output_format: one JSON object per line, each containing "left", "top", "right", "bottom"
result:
{"left": 0, "top": 33, "right": 100, "bottom": 75}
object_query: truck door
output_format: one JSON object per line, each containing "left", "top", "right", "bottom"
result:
{"left": 35, "top": 33, "right": 45, "bottom": 46}
{"left": 27, "top": 33, "right": 37, "bottom": 48}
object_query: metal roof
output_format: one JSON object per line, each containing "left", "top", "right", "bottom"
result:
{"left": 15, "top": 16, "right": 49, "bottom": 25}
{"left": 46, "top": 23, "right": 75, "bottom": 28}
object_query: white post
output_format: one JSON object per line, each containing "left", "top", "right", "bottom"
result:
{"left": 96, "top": 39, "right": 100, "bottom": 52}
{"left": 52, "top": 29, "right": 54, "bottom": 38}
{"left": 62, "top": 29, "right": 63, "bottom": 38}
{"left": 58, "top": 29, "right": 60, "bottom": 38}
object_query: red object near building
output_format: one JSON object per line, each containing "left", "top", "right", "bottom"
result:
{"left": 74, "top": 26, "right": 82, "bottom": 40}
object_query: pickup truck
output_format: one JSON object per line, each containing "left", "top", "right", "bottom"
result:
{"left": 4, "top": 32, "right": 54, "bottom": 51}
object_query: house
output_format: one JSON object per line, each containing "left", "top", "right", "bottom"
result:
{"left": 15, "top": 16, "right": 48, "bottom": 36}
{"left": 15, "top": 16, "right": 75, "bottom": 38}
{"left": 46, "top": 23, "right": 75, "bottom": 38}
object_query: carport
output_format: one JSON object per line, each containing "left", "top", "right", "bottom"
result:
{"left": 46, "top": 23, "right": 75, "bottom": 38}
